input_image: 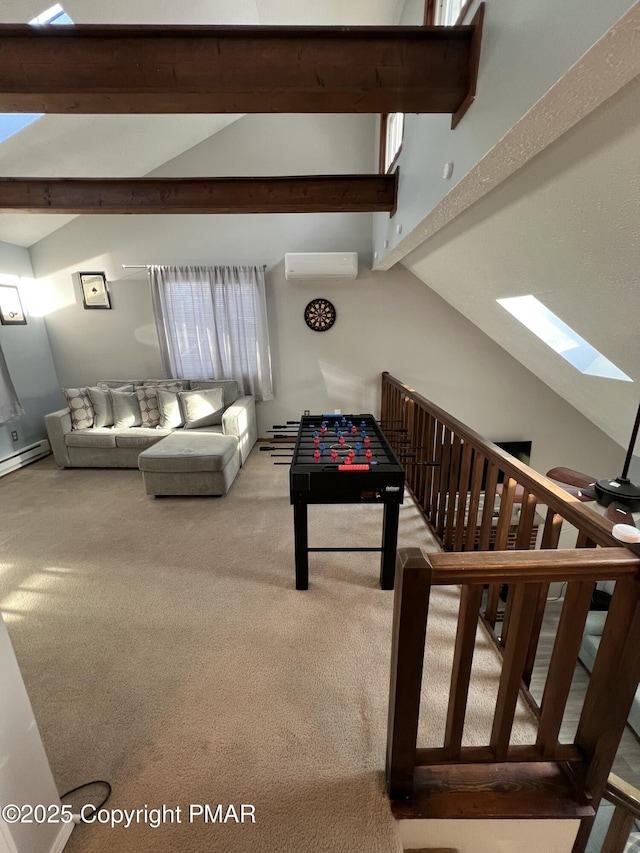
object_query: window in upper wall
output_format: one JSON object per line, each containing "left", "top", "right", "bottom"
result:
{"left": 0, "top": 5, "right": 73, "bottom": 146}
{"left": 380, "top": 112, "right": 404, "bottom": 174}
{"left": 497, "top": 295, "right": 633, "bottom": 381}
{"left": 434, "top": 0, "right": 467, "bottom": 26}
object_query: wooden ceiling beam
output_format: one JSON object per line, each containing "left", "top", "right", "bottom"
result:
{"left": 0, "top": 174, "right": 398, "bottom": 215}
{"left": 0, "top": 23, "right": 481, "bottom": 115}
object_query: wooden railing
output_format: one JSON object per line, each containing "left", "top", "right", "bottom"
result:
{"left": 380, "top": 372, "right": 625, "bottom": 666}
{"left": 386, "top": 547, "right": 640, "bottom": 852}
{"left": 602, "top": 774, "right": 640, "bottom": 853}
{"left": 381, "top": 373, "right": 640, "bottom": 852}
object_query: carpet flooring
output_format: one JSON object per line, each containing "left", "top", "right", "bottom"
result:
{"left": 0, "top": 445, "right": 534, "bottom": 852}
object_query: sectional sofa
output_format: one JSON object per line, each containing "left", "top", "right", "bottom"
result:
{"left": 44, "top": 378, "right": 257, "bottom": 493}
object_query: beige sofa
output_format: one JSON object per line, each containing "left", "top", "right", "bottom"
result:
{"left": 44, "top": 378, "right": 257, "bottom": 471}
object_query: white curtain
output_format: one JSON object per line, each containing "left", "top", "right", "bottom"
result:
{"left": 0, "top": 343, "right": 24, "bottom": 424}
{"left": 150, "top": 265, "right": 273, "bottom": 401}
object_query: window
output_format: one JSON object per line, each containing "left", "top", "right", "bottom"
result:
{"left": 0, "top": 5, "right": 73, "bottom": 146}
{"left": 380, "top": 112, "right": 404, "bottom": 174}
{"left": 497, "top": 295, "right": 632, "bottom": 381}
{"left": 150, "top": 265, "right": 274, "bottom": 401}
{"left": 435, "top": 0, "right": 467, "bottom": 25}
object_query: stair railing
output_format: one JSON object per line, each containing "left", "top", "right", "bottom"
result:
{"left": 380, "top": 371, "right": 626, "bottom": 681}
{"left": 386, "top": 547, "right": 640, "bottom": 853}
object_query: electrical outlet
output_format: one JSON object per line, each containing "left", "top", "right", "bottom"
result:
{"left": 11, "top": 431, "right": 18, "bottom": 442}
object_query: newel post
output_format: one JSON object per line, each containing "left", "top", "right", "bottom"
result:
{"left": 386, "top": 547, "right": 433, "bottom": 799}
{"left": 572, "top": 564, "right": 640, "bottom": 853}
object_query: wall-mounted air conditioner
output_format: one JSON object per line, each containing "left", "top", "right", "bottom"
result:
{"left": 284, "top": 252, "right": 358, "bottom": 281}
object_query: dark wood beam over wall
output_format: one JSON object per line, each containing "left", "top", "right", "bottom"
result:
{"left": 0, "top": 174, "right": 398, "bottom": 215}
{"left": 0, "top": 23, "right": 482, "bottom": 115}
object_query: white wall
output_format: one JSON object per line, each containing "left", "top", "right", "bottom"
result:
{"left": 25, "top": 113, "right": 624, "bottom": 479}
{"left": 28, "top": 113, "right": 376, "bottom": 392}
{"left": 261, "top": 262, "right": 623, "bottom": 479}
{"left": 373, "top": 0, "right": 639, "bottom": 264}
{"left": 0, "top": 615, "right": 72, "bottom": 853}
{"left": 0, "top": 242, "right": 60, "bottom": 461}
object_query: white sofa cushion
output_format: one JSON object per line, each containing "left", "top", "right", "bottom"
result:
{"left": 179, "top": 388, "right": 225, "bottom": 429}
{"left": 137, "top": 382, "right": 184, "bottom": 428}
{"left": 156, "top": 389, "right": 184, "bottom": 429}
{"left": 111, "top": 389, "right": 142, "bottom": 428}
{"left": 190, "top": 380, "right": 238, "bottom": 410}
{"left": 87, "top": 384, "right": 133, "bottom": 427}
{"left": 65, "top": 428, "right": 117, "bottom": 448}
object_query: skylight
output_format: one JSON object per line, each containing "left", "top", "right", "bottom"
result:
{"left": 497, "top": 295, "right": 632, "bottom": 382}
{"left": 0, "top": 5, "right": 73, "bottom": 145}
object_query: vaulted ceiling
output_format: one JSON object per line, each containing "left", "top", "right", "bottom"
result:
{"left": 0, "top": 0, "right": 414, "bottom": 246}
{"left": 1, "top": 0, "right": 638, "bottom": 473}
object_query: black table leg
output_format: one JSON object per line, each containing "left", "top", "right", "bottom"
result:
{"left": 293, "top": 503, "right": 309, "bottom": 590}
{"left": 380, "top": 502, "right": 400, "bottom": 590}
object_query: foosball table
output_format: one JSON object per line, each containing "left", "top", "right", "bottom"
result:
{"left": 288, "top": 414, "right": 405, "bottom": 590}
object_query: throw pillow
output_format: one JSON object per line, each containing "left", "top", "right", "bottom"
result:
{"left": 97, "top": 382, "right": 136, "bottom": 390}
{"left": 137, "top": 382, "right": 184, "bottom": 428}
{"left": 110, "top": 389, "right": 142, "bottom": 429}
{"left": 87, "top": 386, "right": 114, "bottom": 428}
{"left": 190, "top": 380, "right": 239, "bottom": 409}
{"left": 156, "top": 389, "right": 184, "bottom": 429}
{"left": 61, "top": 387, "right": 95, "bottom": 430}
{"left": 179, "top": 388, "right": 225, "bottom": 429}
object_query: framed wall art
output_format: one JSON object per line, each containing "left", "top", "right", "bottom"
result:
{"left": 0, "top": 284, "right": 27, "bottom": 325}
{"left": 78, "top": 272, "right": 111, "bottom": 309}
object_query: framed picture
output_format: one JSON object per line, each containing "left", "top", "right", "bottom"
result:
{"left": 0, "top": 284, "right": 27, "bottom": 325}
{"left": 79, "top": 272, "right": 111, "bottom": 309}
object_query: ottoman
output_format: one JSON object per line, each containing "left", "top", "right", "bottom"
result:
{"left": 138, "top": 432, "right": 240, "bottom": 496}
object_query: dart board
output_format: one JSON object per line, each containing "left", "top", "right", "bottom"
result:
{"left": 304, "top": 298, "right": 336, "bottom": 332}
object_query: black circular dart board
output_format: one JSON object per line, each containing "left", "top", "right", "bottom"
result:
{"left": 304, "top": 298, "right": 336, "bottom": 332}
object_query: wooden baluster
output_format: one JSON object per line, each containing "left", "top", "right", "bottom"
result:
{"left": 463, "top": 451, "right": 485, "bottom": 552}
{"left": 576, "top": 530, "right": 597, "bottom": 548}
{"left": 480, "top": 464, "right": 501, "bottom": 627}
{"left": 478, "top": 464, "right": 499, "bottom": 551}
{"left": 453, "top": 441, "right": 473, "bottom": 552}
{"left": 423, "top": 412, "right": 436, "bottom": 517}
{"left": 386, "top": 548, "right": 432, "bottom": 799}
{"left": 493, "top": 479, "right": 518, "bottom": 645}
{"left": 541, "top": 507, "right": 563, "bottom": 550}
{"left": 444, "top": 584, "right": 484, "bottom": 759}
{"left": 429, "top": 419, "right": 444, "bottom": 528}
{"left": 490, "top": 582, "right": 540, "bottom": 760}
{"left": 412, "top": 402, "right": 421, "bottom": 501}
{"left": 536, "top": 580, "right": 594, "bottom": 756}
{"left": 436, "top": 427, "right": 452, "bottom": 540}
{"left": 444, "top": 435, "right": 463, "bottom": 550}
{"left": 417, "top": 407, "right": 429, "bottom": 516}
{"left": 405, "top": 398, "right": 416, "bottom": 493}
{"left": 515, "top": 489, "right": 537, "bottom": 550}
{"left": 573, "top": 575, "right": 640, "bottom": 853}
{"left": 494, "top": 476, "right": 516, "bottom": 551}
{"left": 601, "top": 807, "right": 636, "bottom": 853}
{"left": 601, "top": 774, "right": 640, "bottom": 853}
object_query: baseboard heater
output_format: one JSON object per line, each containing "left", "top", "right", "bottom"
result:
{"left": 0, "top": 439, "right": 50, "bottom": 478}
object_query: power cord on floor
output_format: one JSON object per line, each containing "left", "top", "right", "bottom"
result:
{"left": 60, "top": 780, "right": 112, "bottom": 824}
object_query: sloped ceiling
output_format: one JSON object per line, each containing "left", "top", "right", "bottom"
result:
{"left": 402, "top": 75, "right": 640, "bottom": 459}
{"left": 0, "top": 0, "right": 407, "bottom": 246}
{"left": 2, "top": 1, "right": 637, "bottom": 471}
